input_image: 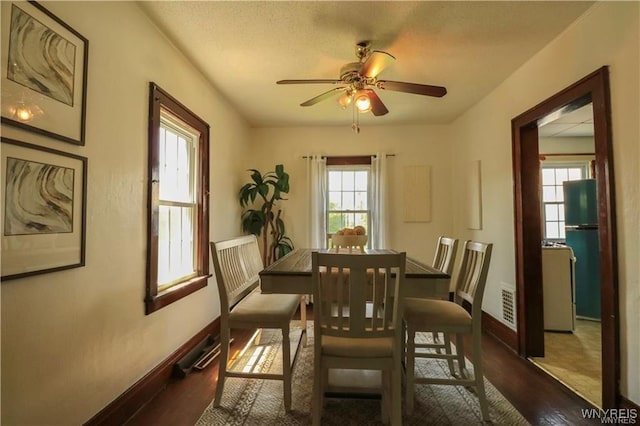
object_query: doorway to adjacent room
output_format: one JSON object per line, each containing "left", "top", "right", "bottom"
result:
{"left": 511, "top": 67, "right": 619, "bottom": 409}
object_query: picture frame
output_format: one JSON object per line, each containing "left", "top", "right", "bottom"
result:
{"left": 0, "top": 0, "right": 89, "bottom": 146}
{"left": 1, "top": 137, "right": 87, "bottom": 280}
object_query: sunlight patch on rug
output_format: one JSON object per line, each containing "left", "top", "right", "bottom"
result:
{"left": 197, "top": 328, "right": 530, "bottom": 425}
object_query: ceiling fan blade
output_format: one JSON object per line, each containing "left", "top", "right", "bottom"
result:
{"left": 277, "top": 79, "right": 342, "bottom": 85}
{"left": 366, "top": 89, "right": 389, "bottom": 116}
{"left": 377, "top": 80, "right": 447, "bottom": 97}
{"left": 361, "top": 51, "right": 396, "bottom": 78}
{"left": 300, "top": 87, "right": 346, "bottom": 107}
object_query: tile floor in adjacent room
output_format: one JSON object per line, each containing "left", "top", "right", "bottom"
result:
{"left": 530, "top": 319, "right": 602, "bottom": 407}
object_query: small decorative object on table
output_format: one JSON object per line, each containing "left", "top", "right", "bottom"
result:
{"left": 331, "top": 226, "right": 367, "bottom": 253}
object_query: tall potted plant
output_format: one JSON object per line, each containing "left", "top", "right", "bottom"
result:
{"left": 239, "top": 164, "right": 294, "bottom": 266}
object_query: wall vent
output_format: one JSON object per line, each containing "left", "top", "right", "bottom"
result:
{"left": 500, "top": 283, "right": 516, "bottom": 327}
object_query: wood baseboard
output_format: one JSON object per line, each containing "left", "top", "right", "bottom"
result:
{"left": 482, "top": 311, "right": 518, "bottom": 352}
{"left": 620, "top": 394, "right": 640, "bottom": 411}
{"left": 84, "top": 318, "right": 220, "bottom": 426}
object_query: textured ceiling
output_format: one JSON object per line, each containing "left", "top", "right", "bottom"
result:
{"left": 139, "top": 1, "right": 594, "bottom": 128}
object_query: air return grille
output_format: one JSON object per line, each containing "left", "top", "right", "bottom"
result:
{"left": 501, "top": 284, "right": 516, "bottom": 327}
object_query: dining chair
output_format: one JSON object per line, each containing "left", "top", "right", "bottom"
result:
{"left": 210, "top": 235, "right": 301, "bottom": 411}
{"left": 403, "top": 240, "right": 493, "bottom": 421}
{"left": 432, "top": 236, "right": 459, "bottom": 278}
{"left": 425, "top": 236, "right": 459, "bottom": 374}
{"left": 311, "top": 251, "right": 406, "bottom": 426}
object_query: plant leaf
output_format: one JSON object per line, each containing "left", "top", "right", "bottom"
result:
{"left": 249, "top": 187, "right": 258, "bottom": 203}
{"left": 258, "top": 183, "right": 269, "bottom": 197}
{"left": 279, "top": 173, "right": 290, "bottom": 193}
{"left": 241, "top": 210, "right": 265, "bottom": 236}
{"left": 239, "top": 183, "right": 253, "bottom": 206}
{"left": 249, "top": 169, "right": 263, "bottom": 184}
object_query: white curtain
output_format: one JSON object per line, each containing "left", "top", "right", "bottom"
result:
{"left": 370, "top": 153, "right": 389, "bottom": 249}
{"left": 306, "top": 155, "right": 327, "bottom": 249}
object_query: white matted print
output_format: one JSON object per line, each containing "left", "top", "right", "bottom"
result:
{"left": 465, "top": 159, "right": 483, "bottom": 230}
{"left": 0, "top": 1, "right": 88, "bottom": 145}
{"left": 402, "top": 165, "right": 432, "bottom": 222}
{"left": 1, "top": 137, "right": 87, "bottom": 280}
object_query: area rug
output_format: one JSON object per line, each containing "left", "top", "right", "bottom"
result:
{"left": 196, "top": 328, "right": 529, "bottom": 425}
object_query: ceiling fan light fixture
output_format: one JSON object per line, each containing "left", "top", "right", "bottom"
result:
{"left": 354, "top": 90, "right": 371, "bottom": 113}
{"left": 277, "top": 41, "right": 447, "bottom": 132}
{"left": 338, "top": 92, "right": 352, "bottom": 109}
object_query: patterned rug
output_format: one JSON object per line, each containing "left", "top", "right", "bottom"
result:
{"left": 196, "top": 328, "right": 529, "bottom": 425}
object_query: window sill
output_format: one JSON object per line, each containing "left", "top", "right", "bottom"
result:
{"left": 145, "top": 274, "right": 210, "bottom": 314}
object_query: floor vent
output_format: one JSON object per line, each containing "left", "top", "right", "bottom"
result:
{"left": 501, "top": 285, "right": 516, "bottom": 327}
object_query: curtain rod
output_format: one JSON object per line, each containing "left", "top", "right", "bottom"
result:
{"left": 301, "top": 154, "right": 396, "bottom": 159}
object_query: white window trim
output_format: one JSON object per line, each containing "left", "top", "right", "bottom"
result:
{"left": 541, "top": 161, "right": 590, "bottom": 241}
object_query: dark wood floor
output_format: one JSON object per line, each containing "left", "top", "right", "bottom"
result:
{"left": 127, "top": 307, "right": 600, "bottom": 426}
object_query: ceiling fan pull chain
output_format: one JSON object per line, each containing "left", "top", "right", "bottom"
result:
{"left": 352, "top": 101, "right": 360, "bottom": 134}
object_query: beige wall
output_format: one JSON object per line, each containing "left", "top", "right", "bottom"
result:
{"left": 1, "top": 2, "right": 249, "bottom": 424}
{"left": 246, "top": 125, "right": 455, "bottom": 265}
{"left": 449, "top": 2, "right": 639, "bottom": 403}
{"left": 539, "top": 136, "right": 594, "bottom": 154}
{"left": 1, "top": 2, "right": 638, "bottom": 424}
{"left": 241, "top": 0, "right": 640, "bottom": 406}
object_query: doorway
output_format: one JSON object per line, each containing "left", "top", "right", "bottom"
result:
{"left": 531, "top": 102, "right": 602, "bottom": 406}
{"left": 511, "top": 67, "right": 619, "bottom": 408}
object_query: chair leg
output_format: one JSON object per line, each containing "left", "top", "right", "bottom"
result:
{"left": 442, "top": 332, "right": 456, "bottom": 376}
{"left": 472, "top": 331, "right": 490, "bottom": 421}
{"left": 455, "top": 333, "right": 468, "bottom": 379}
{"left": 401, "top": 321, "right": 407, "bottom": 371}
{"left": 391, "top": 363, "right": 402, "bottom": 426}
{"left": 214, "top": 326, "right": 230, "bottom": 407}
{"left": 282, "top": 325, "right": 292, "bottom": 411}
{"left": 322, "top": 368, "right": 329, "bottom": 408}
{"left": 381, "top": 370, "right": 390, "bottom": 424}
{"left": 312, "top": 360, "right": 323, "bottom": 426}
{"left": 406, "top": 327, "right": 416, "bottom": 415}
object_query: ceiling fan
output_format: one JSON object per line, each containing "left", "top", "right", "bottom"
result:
{"left": 276, "top": 41, "right": 447, "bottom": 132}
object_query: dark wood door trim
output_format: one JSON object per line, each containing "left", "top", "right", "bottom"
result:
{"left": 511, "top": 66, "right": 619, "bottom": 409}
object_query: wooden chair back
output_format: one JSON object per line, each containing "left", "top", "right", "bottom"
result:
{"left": 432, "top": 236, "right": 458, "bottom": 275}
{"left": 454, "top": 240, "right": 493, "bottom": 320}
{"left": 312, "top": 252, "right": 406, "bottom": 340}
{"left": 210, "top": 235, "right": 263, "bottom": 313}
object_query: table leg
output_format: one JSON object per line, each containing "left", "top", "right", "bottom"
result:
{"left": 300, "top": 296, "right": 308, "bottom": 347}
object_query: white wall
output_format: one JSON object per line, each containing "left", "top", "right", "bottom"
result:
{"left": 539, "top": 136, "right": 594, "bottom": 154}
{"left": 0, "top": 2, "right": 249, "bottom": 424}
{"left": 449, "top": 2, "right": 639, "bottom": 403}
{"left": 247, "top": 124, "right": 454, "bottom": 265}
{"left": 2, "top": 2, "right": 637, "bottom": 423}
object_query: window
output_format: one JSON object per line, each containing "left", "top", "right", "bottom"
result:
{"left": 146, "top": 83, "right": 210, "bottom": 314}
{"left": 326, "top": 157, "right": 371, "bottom": 245}
{"left": 541, "top": 163, "right": 588, "bottom": 240}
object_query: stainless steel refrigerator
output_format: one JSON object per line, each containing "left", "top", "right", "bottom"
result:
{"left": 563, "top": 179, "right": 601, "bottom": 320}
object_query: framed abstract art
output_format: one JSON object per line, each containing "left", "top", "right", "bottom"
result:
{"left": 1, "top": 1, "right": 89, "bottom": 145}
{"left": 1, "top": 137, "right": 87, "bottom": 280}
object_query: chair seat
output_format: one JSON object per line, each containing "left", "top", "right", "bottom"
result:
{"left": 404, "top": 297, "right": 472, "bottom": 330}
{"left": 322, "top": 335, "right": 394, "bottom": 358}
{"left": 229, "top": 289, "right": 300, "bottom": 327}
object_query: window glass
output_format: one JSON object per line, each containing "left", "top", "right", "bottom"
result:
{"left": 541, "top": 162, "right": 588, "bottom": 240}
{"left": 326, "top": 167, "right": 370, "bottom": 239}
{"left": 156, "top": 116, "right": 199, "bottom": 288}
{"left": 355, "top": 171, "right": 368, "bottom": 190}
{"left": 146, "top": 83, "right": 209, "bottom": 314}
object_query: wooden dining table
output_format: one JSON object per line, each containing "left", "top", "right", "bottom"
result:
{"left": 259, "top": 248, "right": 451, "bottom": 346}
